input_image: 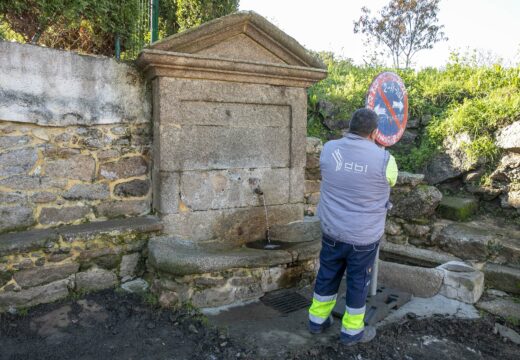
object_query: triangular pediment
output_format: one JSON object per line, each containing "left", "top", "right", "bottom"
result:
{"left": 149, "top": 11, "right": 325, "bottom": 68}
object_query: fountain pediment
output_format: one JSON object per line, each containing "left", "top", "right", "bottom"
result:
{"left": 137, "top": 11, "right": 327, "bottom": 87}
{"left": 146, "top": 11, "right": 325, "bottom": 68}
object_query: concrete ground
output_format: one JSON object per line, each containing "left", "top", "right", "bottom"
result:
{"left": 204, "top": 285, "right": 481, "bottom": 359}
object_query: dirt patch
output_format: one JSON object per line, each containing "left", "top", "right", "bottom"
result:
{"left": 289, "top": 315, "right": 520, "bottom": 360}
{"left": 1, "top": 290, "right": 519, "bottom": 360}
{"left": 0, "top": 290, "right": 251, "bottom": 360}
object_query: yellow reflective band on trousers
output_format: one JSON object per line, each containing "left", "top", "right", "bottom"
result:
{"left": 308, "top": 297, "right": 336, "bottom": 323}
{"left": 342, "top": 308, "right": 365, "bottom": 331}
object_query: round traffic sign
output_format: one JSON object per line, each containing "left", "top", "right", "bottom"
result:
{"left": 366, "top": 72, "right": 408, "bottom": 147}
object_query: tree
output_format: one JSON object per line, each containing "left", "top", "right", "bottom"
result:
{"left": 175, "top": 0, "right": 239, "bottom": 32}
{"left": 0, "top": 0, "right": 239, "bottom": 57}
{"left": 0, "top": 0, "right": 139, "bottom": 56}
{"left": 354, "top": 0, "right": 447, "bottom": 68}
{"left": 158, "top": 0, "right": 239, "bottom": 37}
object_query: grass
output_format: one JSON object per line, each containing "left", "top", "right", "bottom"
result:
{"left": 141, "top": 291, "right": 159, "bottom": 307}
{"left": 17, "top": 307, "right": 29, "bottom": 317}
{"left": 68, "top": 288, "right": 89, "bottom": 301}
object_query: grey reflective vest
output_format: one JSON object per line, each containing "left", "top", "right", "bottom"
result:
{"left": 317, "top": 133, "right": 391, "bottom": 245}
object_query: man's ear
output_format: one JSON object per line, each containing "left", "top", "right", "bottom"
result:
{"left": 369, "top": 129, "right": 378, "bottom": 142}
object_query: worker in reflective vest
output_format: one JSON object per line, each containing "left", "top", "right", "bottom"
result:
{"left": 308, "top": 108, "right": 398, "bottom": 346}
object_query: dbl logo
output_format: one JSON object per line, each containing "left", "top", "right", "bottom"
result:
{"left": 332, "top": 149, "right": 368, "bottom": 173}
{"left": 332, "top": 149, "right": 343, "bottom": 171}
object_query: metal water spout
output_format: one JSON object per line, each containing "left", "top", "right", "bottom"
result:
{"left": 251, "top": 184, "right": 280, "bottom": 250}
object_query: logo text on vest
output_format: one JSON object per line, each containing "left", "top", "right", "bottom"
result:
{"left": 332, "top": 149, "right": 343, "bottom": 171}
{"left": 332, "top": 149, "right": 368, "bottom": 173}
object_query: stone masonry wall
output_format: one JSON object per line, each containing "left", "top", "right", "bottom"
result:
{"left": 0, "top": 217, "right": 162, "bottom": 312}
{"left": 153, "top": 259, "right": 318, "bottom": 308}
{"left": 304, "top": 137, "right": 323, "bottom": 216}
{"left": 0, "top": 41, "right": 152, "bottom": 234}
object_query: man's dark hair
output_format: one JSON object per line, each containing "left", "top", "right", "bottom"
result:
{"left": 349, "top": 108, "right": 379, "bottom": 137}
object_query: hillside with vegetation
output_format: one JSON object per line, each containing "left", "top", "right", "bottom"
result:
{"left": 308, "top": 52, "right": 520, "bottom": 173}
{"left": 307, "top": 52, "right": 520, "bottom": 220}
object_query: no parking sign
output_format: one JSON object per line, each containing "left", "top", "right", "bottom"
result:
{"left": 366, "top": 72, "right": 408, "bottom": 147}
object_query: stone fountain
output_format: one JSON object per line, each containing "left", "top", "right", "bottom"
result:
{"left": 137, "top": 11, "right": 327, "bottom": 308}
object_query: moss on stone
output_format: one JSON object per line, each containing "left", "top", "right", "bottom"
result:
{"left": 437, "top": 196, "right": 479, "bottom": 221}
{"left": 0, "top": 268, "right": 13, "bottom": 287}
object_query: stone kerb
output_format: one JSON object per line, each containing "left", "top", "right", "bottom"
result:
{"left": 138, "top": 11, "right": 327, "bottom": 244}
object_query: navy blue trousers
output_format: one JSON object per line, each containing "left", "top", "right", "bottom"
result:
{"left": 314, "top": 233, "right": 380, "bottom": 314}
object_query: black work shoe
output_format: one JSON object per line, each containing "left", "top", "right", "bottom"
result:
{"left": 308, "top": 315, "right": 334, "bottom": 334}
{"left": 340, "top": 326, "right": 376, "bottom": 346}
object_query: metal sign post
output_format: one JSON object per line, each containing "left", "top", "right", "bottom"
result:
{"left": 366, "top": 72, "right": 408, "bottom": 296}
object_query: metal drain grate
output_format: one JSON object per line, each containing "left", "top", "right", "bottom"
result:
{"left": 261, "top": 290, "right": 311, "bottom": 314}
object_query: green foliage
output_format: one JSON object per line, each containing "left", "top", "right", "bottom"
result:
{"left": 158, "top": 0, "right": 239, "bottom": 38}
{"left": 175, "top": 0, "right": 239, "bottom": 32}
{"left": 141, "top": 291, "right": 159, "bottom": 307}
{"left": 17, "top": 307, "right": 29, "bottom": 317}
{"left": 0, "top": 0, "right": 140, "bottom": 56}
{"left": 308, "top": 51, "right": 520, "bottom": 172}
{"left": 0, "top": 20, "right": 23, "bottom": 42}
{"left": 68, "top": 288, "right": 89, "bottom": 301}
{"left": 0, "top": 0, "right": 239, "bottom": 57}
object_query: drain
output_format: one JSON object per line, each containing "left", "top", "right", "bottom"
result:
{"left": 261, "top": 290, "right": 311, "bottom": 314}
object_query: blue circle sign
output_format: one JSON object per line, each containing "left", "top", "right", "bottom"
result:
{"left": 366, "top": 72, "right": 408, "bottom": 147}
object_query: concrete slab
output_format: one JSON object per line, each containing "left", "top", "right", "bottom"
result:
{"left": 378, "top": 294, "right": 480, "bottom": 326}
{"left": 332, "top": 285, "right": 412, "bottom": 325}
{"left": 206, "top": 295, "right": 338, "bottom": 359}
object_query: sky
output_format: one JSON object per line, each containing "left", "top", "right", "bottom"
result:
{"left": 239, "top": 0, "right": 520, "bottom": 68}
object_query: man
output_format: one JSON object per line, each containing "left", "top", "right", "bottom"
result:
{"left": 308, "top": 108, "right": 398, "bottom": 346}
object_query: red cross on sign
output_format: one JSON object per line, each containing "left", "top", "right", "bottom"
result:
{"left": 366, "top": 72, "right": 408, "bottom": 147}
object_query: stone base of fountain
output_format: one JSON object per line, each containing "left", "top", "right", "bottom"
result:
{"left": 147, "top": 218, "right": 322, "bottom": 308}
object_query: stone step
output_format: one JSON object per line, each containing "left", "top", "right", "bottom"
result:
{"left": 433, "top": 220, "right": 520, "bottom": 266}
{"left": 483, "top": 263, "right": 520, "bottom": 295}
{"left": 0, "top": 216, "right": 163, "bottom": 257}
{"left": 477, "top": 298, "right": 520, "bottom": 322}
{"left": 437, "top": 196, "right": 479, "bottom": 221}
{"left": 380, "top": 242, "right": 461, "bottom": 268}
